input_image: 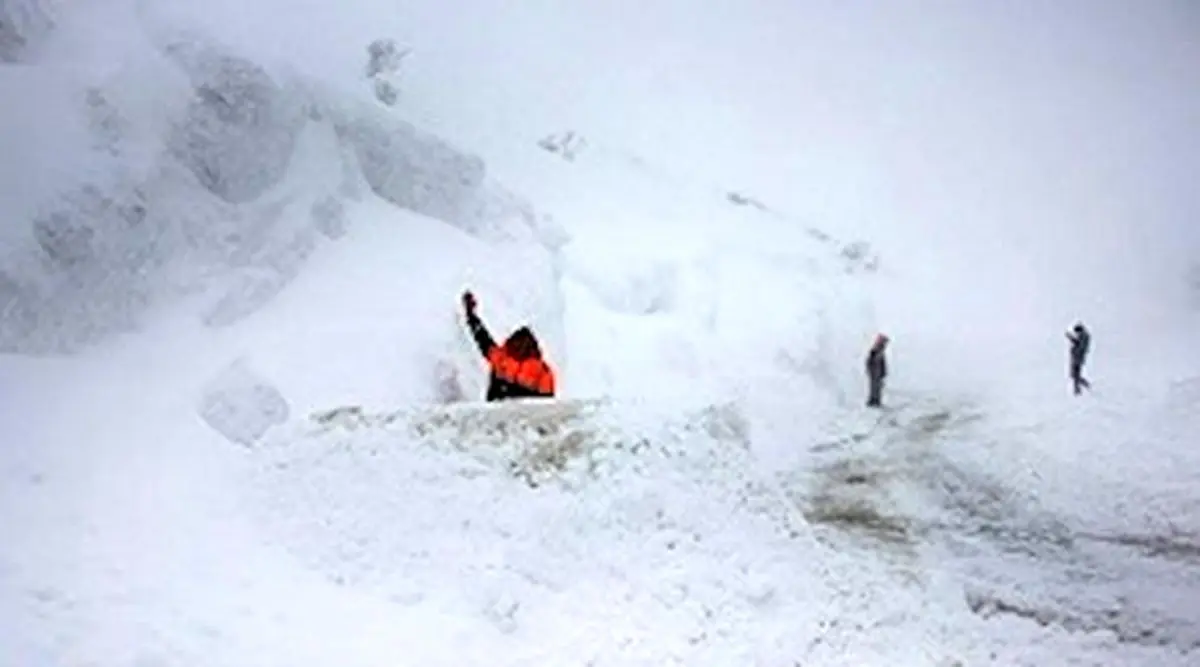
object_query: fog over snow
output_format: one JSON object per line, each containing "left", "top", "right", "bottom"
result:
{"left": 2, "top": 1, "right": 1199, "bottom": 665}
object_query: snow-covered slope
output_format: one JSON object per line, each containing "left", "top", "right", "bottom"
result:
{"left": 3, "top": 1, "right": 1199, "bottom": 665}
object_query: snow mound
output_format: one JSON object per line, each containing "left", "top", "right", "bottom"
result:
{"left": 199, "top": 359, "right": 290, "bottom": 446}
{"left": 242, "top": 399, "right": 858, "bottom": 664}
{"left": 250, "top": 396, "right": 1200, "bottom": 664}
{"left": 304, "top": 398, "right": 755, "bottom": 493}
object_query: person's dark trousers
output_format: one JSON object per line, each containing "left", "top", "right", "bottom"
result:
{"left": 1071, "top": 362, "right": 1091, "bottom": 395}
{"left": 867, "top": 378, "right": 883, "bottom": 407}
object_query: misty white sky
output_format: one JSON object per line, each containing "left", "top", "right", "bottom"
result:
{"left": 130, "top": 0, "right": 1200, "bottom": 340}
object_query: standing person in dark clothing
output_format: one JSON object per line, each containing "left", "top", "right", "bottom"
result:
{"left": 1066, "top": 322, "right": 1092, "bottom": 395}
{"left": 461, "top": 290, "right": 557, "bottom": 402}
{"left": 865, "top": 333, "right": 889, "bottom": 408}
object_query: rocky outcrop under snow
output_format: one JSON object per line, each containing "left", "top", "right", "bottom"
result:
{"left": 0, "top": 0, "right": 55, "bottom": 62}
{"left": 165, "top": 43, "right": 307, "bottom": 204}
{"left": 333, "top": 111, "right": 487, "bottom": 228}
{"left": 0, "top": 26, "right": 554, "bottom": 355}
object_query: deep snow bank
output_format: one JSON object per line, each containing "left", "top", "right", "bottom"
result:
{"left": 458, "top": 133, "right": 890, "bottom": 414}
{"left": 0, "top": 11, "right": 556, "bottom": 358}
{"left": 0, "top": 349, "right": 491, "bottom": 667}
{"left": 243, "top": 397, "right": 952, "bottom": 665}
{"left": 236, "top": 387, "right": 1200, "bottom": 665}
{"left": 0, "top": 0, "right": 882, "bottom": 415}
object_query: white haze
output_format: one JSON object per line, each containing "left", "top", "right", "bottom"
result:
{"left": 149, "top": 0, "right": 1200, "bottom": 339}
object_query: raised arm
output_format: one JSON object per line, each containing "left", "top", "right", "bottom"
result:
{"left": 462, "top": 291, "right": 496, "bottom": 358}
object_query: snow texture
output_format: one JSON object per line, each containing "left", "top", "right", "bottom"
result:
{"left": 198, "top": 359, "right": 290, "bottom": 446}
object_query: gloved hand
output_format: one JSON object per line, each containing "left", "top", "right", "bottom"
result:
{"left": 462, "top": 290, "right": 477, "bottom": 314}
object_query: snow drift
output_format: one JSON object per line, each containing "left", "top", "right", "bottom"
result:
{"left": 0, "top": 17, "right": 548, "bottom": 357}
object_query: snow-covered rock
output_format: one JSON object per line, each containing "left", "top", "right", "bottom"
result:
{"left": 364, "top": 38, "right": 407, "bottom": 80}
{"left": 334, "top": 111, "right": 486, "bottom": 227}
{"left": 0, "top": 0, "right": 55, "bottom": 62}
{"left": 310, "top": 195, "right": 346, "bottom": 240}
{"left": 364, "top": 38, "right": 407, "bottom": 108}
{"left": 2, "top": 178, "right": 162, "bottom": 354}
{"left": 840, "top": 240, "right": 880, "bottom": 274}
{"left": 166, "top": 44, "right": 306, "bottom": 203}
{"left": 31, "top": 183, "right": 150, "bottom": 269}
{"left": 198, "top": 360, "right": 290, "bottom": 446}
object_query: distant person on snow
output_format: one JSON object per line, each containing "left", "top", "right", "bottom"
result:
{"left": 1066, "top": 322, "right": 1092, "bottom": 395}
{"left": 865, "top": 333, "right": 889, "bottom": 408}
{"left": 462, "top": 290, "right": 556, "bottom": 402}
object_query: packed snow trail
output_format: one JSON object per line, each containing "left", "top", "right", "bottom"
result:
{"left": 788, "top": 387, "right": 1200, "bottom": 660}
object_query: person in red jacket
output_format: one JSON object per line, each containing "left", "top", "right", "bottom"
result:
{"left": 461, "top": 291, "right": 556, "bottom": 402}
